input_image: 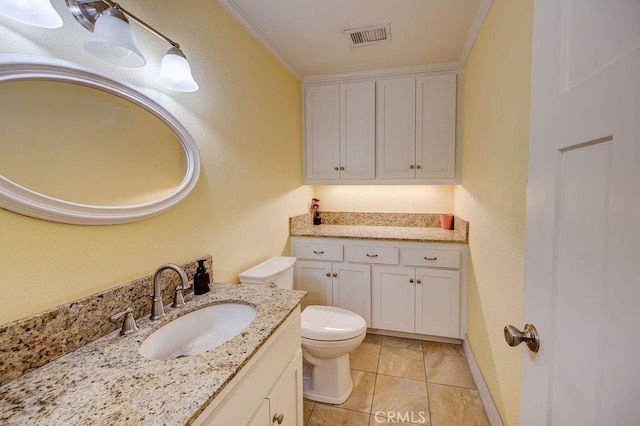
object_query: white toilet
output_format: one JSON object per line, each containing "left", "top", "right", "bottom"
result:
{"left": 239, "top": 256, "right": 367, "bottom": 404}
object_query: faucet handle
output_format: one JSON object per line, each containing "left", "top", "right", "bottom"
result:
{"left": 172, "top": 281, "right": 191, "bottom": 308}
{"left": 110, "top": 307, "right": 139, "bottom": 336}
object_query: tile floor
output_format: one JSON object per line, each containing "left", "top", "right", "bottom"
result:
{"left": 303, "top": 334, "right": 490, "bottom": 426}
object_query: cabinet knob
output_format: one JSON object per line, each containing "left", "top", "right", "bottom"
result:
{"left": 340, "top": 166, "right": 345, "bottom": 171}
{"left": 409, "top": 165, "right": 415, "bottom": 169}
{"left": 417, "top": 279, "right": 422, "bottom": 284}
{"left": 334, "top": 166, "right": 339, "bottom": 171}
{"left": 366, "top": 253, "right": 378, "bottom": 258}
{"left": 326, "top": 272, "right": 331, "bottom": 277}
{"left": 332, "top": 272, "right": 338, "bottom": 278}
{"left": 273, "top": 413, "right": 284, "bottom": 424}
{"left": 424, "top": 257, "right": 437, "bottom": 261}
{"left": 409, "top": 278, "right": 414, "bottom": 284}
{"left": 313, "top": 250, "right": 325, "bottom": 255}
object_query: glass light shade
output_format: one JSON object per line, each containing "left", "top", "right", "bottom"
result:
{"left": 83, "top": 12, "right": 145, "bottom": 67}
{"left": 0, "top": 0, "right": 63, "bottom": 28}
{"left": 156, "top": 49, "right": 199, "bottom": 92}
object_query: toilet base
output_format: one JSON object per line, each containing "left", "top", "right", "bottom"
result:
{"left": 302, "top": 353, "right": 354, "bottom": 404}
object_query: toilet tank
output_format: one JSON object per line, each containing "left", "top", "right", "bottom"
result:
{"left": 238, "top": 256, "right": 296, "bottom": 289}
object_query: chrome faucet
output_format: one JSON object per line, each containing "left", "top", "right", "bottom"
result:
{"left": 151, "top": 263, "right": 189, "bottom": 320}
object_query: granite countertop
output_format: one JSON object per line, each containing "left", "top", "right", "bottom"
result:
{"left": 291, "top": 224, "right": 468, "bottom": 243}
{"left": 0, "top": 284, "right": 306, "bottom": 425}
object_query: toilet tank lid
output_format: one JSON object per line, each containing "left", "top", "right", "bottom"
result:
{"left": 238, "top": 256, "right": 297, "bottom": 281}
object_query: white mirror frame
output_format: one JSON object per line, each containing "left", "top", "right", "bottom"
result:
{"left": 0, "top": 54, "right": 201, "bottom": 225}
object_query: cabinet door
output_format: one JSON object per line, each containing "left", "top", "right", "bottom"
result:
{"left": 376, "top": 78, "right": 416, "bottom": 178}
{"left": 332, "top": 263, "right": 371, "bottom": 325}
{"left": 340, "top": 81, "right": 375, "bottom": 180}
{"left": 372, "top": 266, "right": 415, "bottom": 332}
{"left": 414, "top": 268, "right": 460, "bottom": 338}
{"left": 304, "top": 85, "right": 340, "bottom": 181}
{"left": 267, "top": 350, "right": 303, "bottom": 426}
{"left": 295, "top": 261, "right": 332, "bottom": 309}
{"left": 415, "top": 74, "right": 457, "bottom": 178}
{"left": 247, "top": 399, "right": 270, "bottom": 426}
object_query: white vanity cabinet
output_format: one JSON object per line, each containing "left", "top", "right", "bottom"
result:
{"left": 292, "top": 237, "right": 466, "bottom": 340}
{"left": 193, "top": 308, "right": 303, "bottom": 426}
{"left": 304, "top": 81, "right": 375, "bottom": 182}
{"left": 295, "top": 260, "right": 371, "bottom": 325}
{"left": 303, "top": 69, "right": 459, "bottom": 185}
{"left": 372, "top": 266, "right": 460, "bottom": 338}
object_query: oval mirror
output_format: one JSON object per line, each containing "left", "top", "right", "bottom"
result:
{"left": 0, "top": 55, "right": 200, "bottom": 225}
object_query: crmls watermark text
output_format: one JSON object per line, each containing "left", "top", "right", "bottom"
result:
{"left": 373, "top": 411, "right": 427, "bottom": 423}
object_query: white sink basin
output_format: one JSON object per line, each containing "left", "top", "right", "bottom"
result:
{"left": 139, "top": 303, "right": 257, "bottom": 360}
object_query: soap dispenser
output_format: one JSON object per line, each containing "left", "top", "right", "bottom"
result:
{"left": 193, "top": 259, "right": 210, "bottom": 295}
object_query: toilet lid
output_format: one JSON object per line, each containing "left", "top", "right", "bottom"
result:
{"left": 301, "top": 306, "right": 367, "bottom": 341}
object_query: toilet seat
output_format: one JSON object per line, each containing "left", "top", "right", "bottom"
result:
{"left": 301, "top": 306, "right": 367, "bottom": 341}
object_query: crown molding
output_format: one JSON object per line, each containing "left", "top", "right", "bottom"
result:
{"left": 303, "top": 62, "right": 462, "bottom": 84}
{"left": 458, "top": 0, "right": 493, "bottom": 65}
{"left": 218, "top": 0, "right": 302, "bottom": 80}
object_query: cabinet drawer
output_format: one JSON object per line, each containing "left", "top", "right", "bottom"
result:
{"left": 345, "top": 245, "right": 398, "bottom": 264}
{"left": 401, "top": 248, "right": 460, "bottom": 269}
{"left": 294, "top": 242, "right": 343, "bottom": 261}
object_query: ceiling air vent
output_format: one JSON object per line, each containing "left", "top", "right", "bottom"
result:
{"left": 344, "top": 24, "right": 391, "bottom": 47}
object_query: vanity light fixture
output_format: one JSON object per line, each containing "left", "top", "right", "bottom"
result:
{"left": 66, "top": 0, "right": 199, "bottom": 92}
{"left": 0, "top": 0, "right": 63, "bottom": 28}
{"left": 83, "top": 6, "right": 145, "bottom": 67}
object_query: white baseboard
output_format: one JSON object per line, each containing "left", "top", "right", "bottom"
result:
{"left": 463, "top": 337, "right": 504, "bottom": 426}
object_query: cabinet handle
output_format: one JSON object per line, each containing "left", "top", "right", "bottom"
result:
{"left": 340, "top": 166, "right": 345, "bottom": 171}
{"left": 313, "top": 250, "right": 325, "bottom": 255}
{"left": 334, "top": 166, "right": 339, "bottom": 171}
{"left": 409, "top": 165, "right": 415, "bottom": 169}
{"left": 416, "top": 164, "right": 422, "bottom": 169}
{"left": 417, "top": 279, "right": 422, "bottom": 284}
{"left": 366, "top": 253, "right": 378, "bottom": 258}
{"left": 273, "top": 413, "right": 284, "bottom": 424}
{"left": 326, "top": 272, "right": 331, "bottom": 277}
{"left": 332, "top": 272, "right": 338, "bottom": 278}
{"left": 409, "top": 278, "right": 414, "bottom": 284}
{"left": 424, "top": 257, "right": 438, "bottom": 261}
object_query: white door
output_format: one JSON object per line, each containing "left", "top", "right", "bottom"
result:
{"left": 266, "top": 350, "right": 303, "bottom": 426}
{"left": 414, "top": 268, "right": 460, "bottom": 338}
{"left": 294, "top": 261, "right": 332, "bottom": 309}
{"left": 376, "top": 78, "right": 416, "bottom": 178}
{"left": 415, "top": 74, "right": 457, "bottom": 179}
{"left": 520, "top": 1, "right": 640, "bottom": 425}
{"left": 304, "top": 84, "right": 340, "bottom": 181}
{"left": 332, "top": 263, "right": 371, "bottom": 325}
{"left": 340, "top": 81, "right": 375, "bottom": 180}
{"left": 372, "top": 266, "right": 415, "bottom": 332}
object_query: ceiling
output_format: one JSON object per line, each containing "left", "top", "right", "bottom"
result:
{"left": 218, "top": 0, "right": 491, "bottom": 80}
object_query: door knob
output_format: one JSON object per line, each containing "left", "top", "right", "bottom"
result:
{"left": 504, "top": 323, "right": 540, "bottom": 353}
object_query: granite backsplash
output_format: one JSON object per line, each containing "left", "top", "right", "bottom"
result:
{"left": 0, "top": 256, "right": 212, "bottom": 387}
{"left": 290, "top": 212, "right": 468, "bottom": 234}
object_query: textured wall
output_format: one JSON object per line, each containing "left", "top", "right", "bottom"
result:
{"left": 453, "top": 0, "right": 533, "bottom": 424}
{"left": 0, "top": 1, "right": 313, "bottom": 324}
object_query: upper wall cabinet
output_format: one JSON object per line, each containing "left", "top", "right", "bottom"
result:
{"left": 377, "top": 74, "right": 457, "bottom": 180}
{"left": 304, "top": 82, "right": 375, "bottom": 182}
{"left": 303, "top": 69, "right": 459, "bottom": 185}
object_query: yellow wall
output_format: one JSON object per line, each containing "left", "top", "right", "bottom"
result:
{"left": 314, "top": 185, "right": 454, "bottom": 213}
{"left": 453, "top": 1, "right": 533, "bottom": 424}
{"left": 0, "top": 1, "right": 313, "bottom": 324}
